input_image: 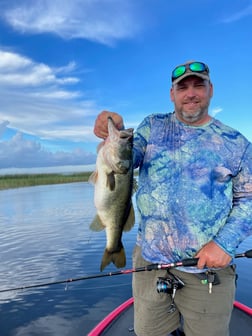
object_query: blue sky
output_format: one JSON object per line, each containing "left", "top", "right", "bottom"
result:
{"left": 0, "top": 0, "right": 252, "bottom": 173}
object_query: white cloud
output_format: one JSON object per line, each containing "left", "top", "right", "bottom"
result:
{"left": 0, "top": 91, "right": 98, "bottom": 142}
{"left": 2, "top": 0, "right": 142, "bottom": 46}
{"left": 0, "top": 0, "right": 148, "bottom": 169}
{"left": 0, "top": 48, "right": 99, "bottom": 169}
{"left": 0, "top": 132, "right": 96, "bottom": 168}
{"left": 0, "top": 48, "right": 99, "bottom": 142}
{"left": 0, "top": 121, "right": 9, "bottom": 137}
{"left": 0, "top": 49, "right": 100, "bottom": 169}
{"left": 0, "top": 50, "right": 79, "bottom": 87}
{"left": 0, "top": 49, "right": 31, "bottom": 69}
{"left": 221, "top": 4, "right": 252, "bottom": 23}
{"left": 211, "top": 106, "right": 223, "bottom": 117}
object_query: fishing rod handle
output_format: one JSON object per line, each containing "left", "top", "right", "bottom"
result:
{"left": 181, "top": 249, "right": 252, "bottom": 266}
{"left": 181, "top": 258, "right": 199, "bottom": 267}
{"left": 181, "top": 248, "right": 252, "bottom": 266}
{"left": 244, "top": 249, "right": 252, "bottom": 258}
{"left": 235, "top": 249, "right": 252, "bottom": 258}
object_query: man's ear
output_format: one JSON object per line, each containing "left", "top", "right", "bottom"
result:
{"left": 170, "top": 87, "right": 175, "bottom": 102}
{"left": 209, "top": 82, "right": 213, "bottom": 98}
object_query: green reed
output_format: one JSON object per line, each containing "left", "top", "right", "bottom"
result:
{"left": 0, "top": 172, "right": 92, "bottom": 190}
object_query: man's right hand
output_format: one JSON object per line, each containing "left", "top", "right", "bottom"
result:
{"left": 93, "top": 110, "right": 124, "bottom": 139}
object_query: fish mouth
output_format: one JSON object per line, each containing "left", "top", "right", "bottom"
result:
{"left": 119, "top": 129, "right": 134, "bottom": 140}
{"left": 107, "top": 116, "right": 134, "bottom": 140}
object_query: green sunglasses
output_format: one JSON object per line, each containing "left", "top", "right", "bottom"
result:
{"left": 172, "top": 62, "right": 209, "bottom": 81}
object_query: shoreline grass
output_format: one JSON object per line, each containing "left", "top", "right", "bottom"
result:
{"left": 0, "top": 172, "right": 92, "bottom": 190}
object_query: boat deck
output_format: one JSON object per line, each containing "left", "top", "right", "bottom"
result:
{"left": 99, "top": 303, "right": 252, "bottom": 336}
{"left": 101, "top": 301, "right": 135, "bottom": 335}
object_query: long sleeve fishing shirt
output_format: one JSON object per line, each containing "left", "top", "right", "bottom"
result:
{"left": 133, "top": 112, "right": 252, "bottom": 266}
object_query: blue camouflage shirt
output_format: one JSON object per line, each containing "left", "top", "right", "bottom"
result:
{"left": 133, "top": 112, "right": 252, "bottom": 265}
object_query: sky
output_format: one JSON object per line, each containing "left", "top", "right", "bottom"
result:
{"left": 0, "top": 0, "right": 252, "bottom": 173}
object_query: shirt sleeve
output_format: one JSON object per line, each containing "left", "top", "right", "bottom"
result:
{"left": 214, "top": 142, "right": 252, "bottom": 257}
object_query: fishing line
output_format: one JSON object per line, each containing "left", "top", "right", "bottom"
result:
{"left": 1, "top": 249, "right": 251, "bottom": 294}
{"left": 28, "top": 281, "right": 132, "bottom": 292}
{"left": 0, "top": 282, "right": 132, "bottom": 295}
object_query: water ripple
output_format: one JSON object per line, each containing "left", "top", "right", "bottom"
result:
{"left": 0, "top": 182, "right": 251, "bottom": 336}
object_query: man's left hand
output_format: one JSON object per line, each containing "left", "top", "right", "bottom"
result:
{"left": 195, "top": 241, "right": 232, "bottom": 269}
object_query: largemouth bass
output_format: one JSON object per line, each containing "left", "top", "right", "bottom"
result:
{"left": 89, "top": 117, "right": 135, "bottom": 271}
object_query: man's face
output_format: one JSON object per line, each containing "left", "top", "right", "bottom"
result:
{"left": 170, "top": 76, "right": 213, "bottom": 125}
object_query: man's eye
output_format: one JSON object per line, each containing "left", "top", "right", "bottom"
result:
{"left": 177, "top": 85, "right": 186, "bottom": 90}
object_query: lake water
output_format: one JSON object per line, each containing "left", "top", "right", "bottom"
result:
{"left": 0, "top": 182, "right": 251, "bottom": 336}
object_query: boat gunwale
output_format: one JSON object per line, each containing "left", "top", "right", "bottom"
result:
{"left": 88, "top": 298, "right": 252, "bottom": 335}
{"left": 87, "top": 297, "right": 134, "bottom": 336}
{"left": 233, "top": 300, "right": 252, "bottom": 316}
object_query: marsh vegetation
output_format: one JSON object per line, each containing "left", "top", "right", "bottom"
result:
{"left": 0, "top": 172, "right": 92, "bottom": 190}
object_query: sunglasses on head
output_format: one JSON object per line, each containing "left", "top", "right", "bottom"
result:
{"left": 172, "top": 62, "right": 209, "bottom": 81}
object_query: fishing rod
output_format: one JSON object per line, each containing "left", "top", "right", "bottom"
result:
{"left": 1, "top": 249, "right": 252, "bottom": 294}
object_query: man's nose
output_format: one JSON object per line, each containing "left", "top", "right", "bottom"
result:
{"left": 185, "top": 86, "right": 197, "bottom": 97}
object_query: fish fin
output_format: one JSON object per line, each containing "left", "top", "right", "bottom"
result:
{"left": 123, "top": 205, "right": 135, "bottom": 232}
{"left": 97, "top": 141, "right": 105, "bottom": 153}
{"left": 106, "top": 171, "right": 115, "bottom": 191}
{"left": 100, "top": 246, "right": 126, "bottom": 271}
{"left": 88, "top": 171, "right": 98, "bottom": 184}
{"left": 89, "top": 215, "right": 105, "bottom": 232}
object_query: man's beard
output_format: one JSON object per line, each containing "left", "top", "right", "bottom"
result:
{"left": 180, "top": 108, "right": 203, "bottom": 123}
{"left": 179, "top": 102, "right": 210, "bottom": 124}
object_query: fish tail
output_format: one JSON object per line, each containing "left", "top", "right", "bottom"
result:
{"left": 100, "top": 246, "right": 126, "bottom": 271}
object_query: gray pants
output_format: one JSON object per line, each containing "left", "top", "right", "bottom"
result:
{"left": 132, "top": 245, "right": 236, "bottom": 336}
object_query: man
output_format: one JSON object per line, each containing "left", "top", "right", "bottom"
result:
{"left": 93, "top": 61, "right": 252, "bottom": 336}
